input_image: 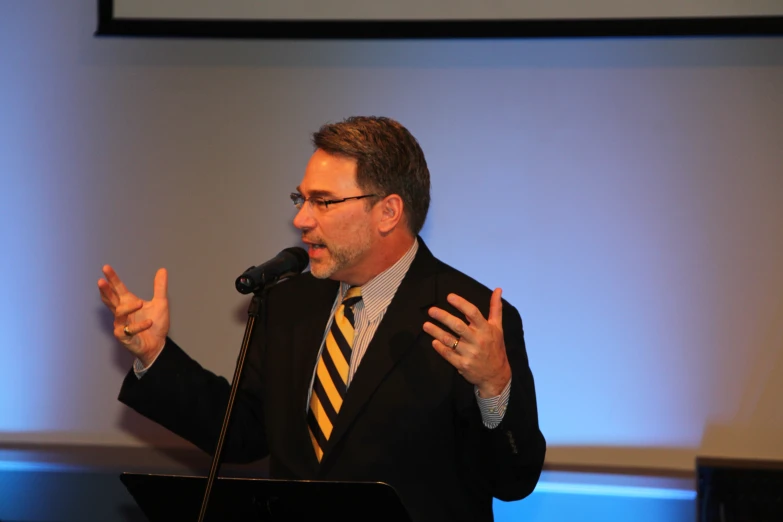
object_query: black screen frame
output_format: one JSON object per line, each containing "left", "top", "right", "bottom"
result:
{"left": 96, "top": 0, "right": 783, "bottom": 39}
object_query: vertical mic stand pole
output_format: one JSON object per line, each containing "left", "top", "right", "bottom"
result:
{"left": 197, "top": 289, "right": 266, "bottom": 522}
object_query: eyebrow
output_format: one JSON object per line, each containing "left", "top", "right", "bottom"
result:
{"left": 294, "top": 187, "right": 336, "bottom": 198}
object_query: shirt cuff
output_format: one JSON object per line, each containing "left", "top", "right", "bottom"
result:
{"left": 132, "top": 358, "right": 148, "bottom": 379}
{"left": 475, "top": 378, "right": 512, "bottom": 429}
{"left": 132, "top": 341, "right": 166, "bottom": 379}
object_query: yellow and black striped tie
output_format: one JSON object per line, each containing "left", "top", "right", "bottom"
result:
{"left": 308, "top": 286, "right": 362, "bottom": 462}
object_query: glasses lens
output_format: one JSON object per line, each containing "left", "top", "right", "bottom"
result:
{"left": 290, "top": 193, "right": 304, "bottom": 208}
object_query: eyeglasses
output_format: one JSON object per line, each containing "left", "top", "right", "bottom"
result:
{"left": 290, "top": 192, "right": 379, "bottom": 211}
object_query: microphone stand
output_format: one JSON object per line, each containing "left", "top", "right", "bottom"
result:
{"left": 197, "top": 288, "right": 266, "bottom": 522}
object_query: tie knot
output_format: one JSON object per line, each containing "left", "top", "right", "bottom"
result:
{"left": 342, "top": 286, "right": 362, "bottom": 308}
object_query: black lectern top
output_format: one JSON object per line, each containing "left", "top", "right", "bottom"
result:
{"left": 121, "top": 472, "right": 412, "bottom": 522}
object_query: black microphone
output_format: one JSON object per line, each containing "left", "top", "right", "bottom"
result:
{"left": 235, "top": 247, "right": 309, "bottom": 294}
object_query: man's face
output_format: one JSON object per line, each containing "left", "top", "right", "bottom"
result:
{"left": 293, "top": 149, "right": 378, "bottom": 283}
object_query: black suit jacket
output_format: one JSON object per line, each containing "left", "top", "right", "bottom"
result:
{"left": 119, "top": 240, "right": 545, "bottom": 521}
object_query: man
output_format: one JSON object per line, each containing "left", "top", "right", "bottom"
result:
{"left": 98, "top": 116, "right": 545, "bottom": 521}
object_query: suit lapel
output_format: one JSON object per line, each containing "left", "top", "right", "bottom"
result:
{"left": 319, "top": 241, "right": 440, "bottom": 468}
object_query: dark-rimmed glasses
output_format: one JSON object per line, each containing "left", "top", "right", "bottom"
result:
{"left": 290, "top": 192, "right": 379, "bottom": 211}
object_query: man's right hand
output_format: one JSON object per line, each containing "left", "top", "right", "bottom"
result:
{"left": 98, "top": 265, "right": 170, "bottom": 368}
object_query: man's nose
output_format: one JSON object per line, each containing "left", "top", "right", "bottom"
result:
{"left": 293, "top": 204, "right": 314, "bottom": 230}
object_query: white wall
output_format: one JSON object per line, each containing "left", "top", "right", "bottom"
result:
{"left": 1, "top": 0, "right": 782, "bottom": 472}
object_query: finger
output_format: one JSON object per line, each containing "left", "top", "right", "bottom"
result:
{"left": 430, "top": 337, "right": 462, "bottom": 368}
{"left": 488, "top": 288, "right": 503, "bottom": 328}
{"left": 423, "top": 321, "right": 463, "bottom": 350}
{"left": 114, "top": 300, "right": 144, "bottom": 322}
{"left": 426, "top": 307, "right": 473, "bottom": 342}
{"left": 102, "top": 265, "right": 130, "bottom": 295}
{"left": 153, "top": 268, "right": 168, "bottom": 300}
{"left": 446, "top": 293, "right": 487, "bottom": 328}
{"left": 97, "top": 279, "right": 120, "bottom": 308}
{"left": 116, "top": 319, "right": 153, "bottom": 340}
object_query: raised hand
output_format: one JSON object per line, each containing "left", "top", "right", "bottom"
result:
{"left": 423, "top": 288, "right": 511, "bottom": 398}
{"left": 97, "top": 265, "right": 170, "bottom": 367}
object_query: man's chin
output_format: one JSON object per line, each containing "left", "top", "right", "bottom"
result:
{"left": 309, "top": 261, "right": 335, "bottom": 280}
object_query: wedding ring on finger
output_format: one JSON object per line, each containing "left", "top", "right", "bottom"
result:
{"left": 124, "top": 325, "right": 133, "bottom": 337}
{"left": 451, "top": 338, "right": 460, "bottom": 350}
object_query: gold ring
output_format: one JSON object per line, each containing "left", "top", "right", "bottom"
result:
{"left": 451, "top": 338, "right": 460, "bottom": 350}
{"left": 124, "top": 325, "right": 133, "bottom": 337}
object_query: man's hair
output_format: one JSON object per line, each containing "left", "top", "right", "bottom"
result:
{"left": 312, "top": 116, "right": 430, "bottom": 236}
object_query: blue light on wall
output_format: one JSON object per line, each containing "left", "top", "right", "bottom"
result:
{"left": 494, "top": 480, "right": 695, "bottom": 522}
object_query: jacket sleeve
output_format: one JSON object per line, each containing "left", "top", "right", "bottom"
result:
{"left": 457, "top": 301, "right": 546, "bottom": 501}
{"left": 117, "top": 320, "right": 270, "bottom": 464}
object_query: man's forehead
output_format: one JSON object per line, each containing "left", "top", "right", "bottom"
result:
{"left": 306, "top": 149, "right": 358, "bottom": 172}
{"left": 299, "top": 150, "right": 359, "bottom": 193}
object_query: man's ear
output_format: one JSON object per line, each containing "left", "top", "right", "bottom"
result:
{"left": 377, "top": 194, "right": 404, "bottom": 234}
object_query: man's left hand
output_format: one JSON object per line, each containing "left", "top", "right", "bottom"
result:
{"left": 424, "top": 288, "right": 511, "bottom": 398}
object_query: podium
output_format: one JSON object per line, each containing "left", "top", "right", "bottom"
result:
{"left": 121, "top": 472, "right": 413, "bottom": 522}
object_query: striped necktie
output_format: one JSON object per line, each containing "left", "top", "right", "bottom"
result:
{"left": 308, "top": 286, "right": 363, "bottom": 462}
